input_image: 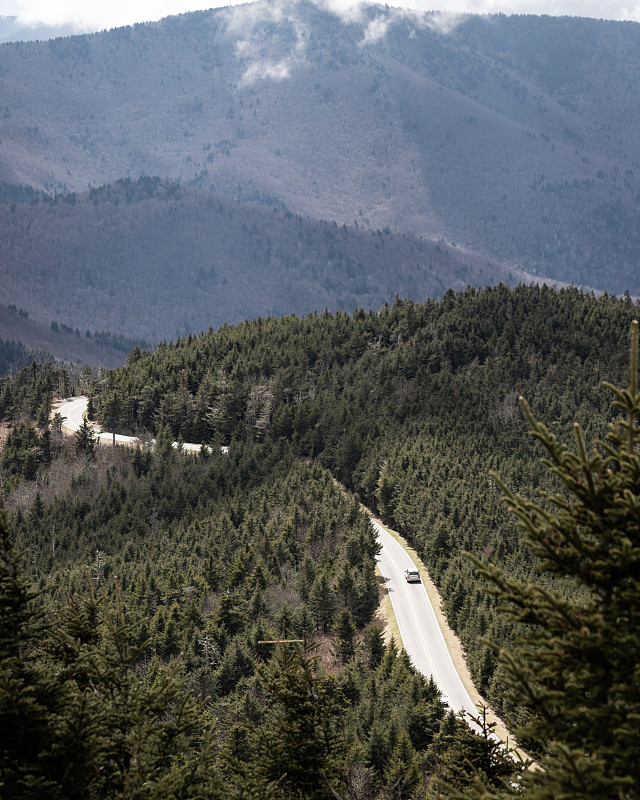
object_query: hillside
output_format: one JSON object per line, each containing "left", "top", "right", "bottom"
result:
{"left": 0, "top": 303, "right": 154, "bottom": 373}
{"left": 0, "top": 177, "right": 509, "bottom": 340}
{"left": 3, "top": 284, "right": 640, "bottom": 797}
{"left": 87, "top": 284, "right": 637, "bottom": 723}
{"left": 1, "top": 3, "right": 640, "bottom": 295}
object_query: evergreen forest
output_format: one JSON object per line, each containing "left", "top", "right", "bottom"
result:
{"left": 2, "top": 284, "right": 640, "bottom": 799}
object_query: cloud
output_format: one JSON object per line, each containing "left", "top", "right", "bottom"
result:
{"left": 240, "top": 58, "right": 291, "bottom": 84}
{"left": 221, "top": 0, "right": 311, "bottom": 85}
{"left": 617, "top": 2, "right": 640, "bottom": 19}
{"left": 6, "top": 0, "right": 244, "bottom": 33}
{"left": 314, "top": 0, "right": 368, "bottom": 23}
{"left": 359, "top": 14, "right": 391, "bottom": 44}
{"left": 221, "top": 0, "right": 288, "bottom": 35}
{"left": 407, "top": 8, "right": 469, "bottom": 34}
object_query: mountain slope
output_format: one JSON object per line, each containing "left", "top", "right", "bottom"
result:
{"left": 0, "top": 178, "right": 509, "bottom": 340}
{"left": 87, "top": 284, "right": 638, "bottom": 731}
{"left": 0, "top": 299, "right": 155, "bottom": 371}
{"left": 1, "top": 3, "right": 640, "bottom": 292}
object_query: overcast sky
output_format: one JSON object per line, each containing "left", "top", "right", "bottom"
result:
{"left": 3, "top": 0, "right": 640, "bottom": 33}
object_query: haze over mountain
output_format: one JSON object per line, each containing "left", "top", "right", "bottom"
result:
{"left": 0, "top": 177, "right": 515, "bottom": 340}
{"left": 1, "top": 1, "right": 640, "bottom": 338}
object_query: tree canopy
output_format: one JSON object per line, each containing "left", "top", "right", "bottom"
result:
{"left": 3, "top": 285, "right": 640, "bottom": 797}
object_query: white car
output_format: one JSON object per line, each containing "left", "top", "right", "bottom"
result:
{"left": 405, "top": 569, "right": 421, "bottom": 583}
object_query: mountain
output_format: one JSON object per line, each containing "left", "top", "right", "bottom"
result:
{"left": 0, "top": 303, "right": 150, "bottom": 372}
{"left": 0, "top": 177, "right": 512, "bottom": 341}
{"left": 1, "top": 2, "right": 640, "bottom": 300}
{"left": 85, "top": 283, "right": 638, "bottom": 733}
{"left": 3, "top": 268, "right": 640, "bottom": 795}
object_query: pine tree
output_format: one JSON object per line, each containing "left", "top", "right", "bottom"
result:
{"left": 308, "top": 572, "right": 336, "bottom": 633}
{"left": 249, "top": 642, "right": 347, "bottom": 799}
{"left": 362, "top": 623, "right": 386, "bottom": 669}
{"left": 100, "top": 390, "right": 124, "bottom": 434}
{"left": 376, "top": 461, "right": 396, "bottom": 522}
{"left": 0, "top": 511, "right": 219, "bottom": 800}
{"left": 74, "top": 418, "right": 96, "bottom": 456}
{"left": 0, "top": 511, "right": 59, "bottom": 798}
{"left": 436, "top": 709, "right": 521, "bottom": 799}
{"left": 478, "top": 320, "right": 640, "bottom": 798}
{"left": 332, "top": 607, "right": 356, "bottom": 663}
{"left": 384, "top": 728, "right": 425, "bottom": 800}
{"left": 51, "top": 411, "right": 65, "bottom": 434}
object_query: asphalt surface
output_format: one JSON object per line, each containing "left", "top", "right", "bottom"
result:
{"left": 372, "top": 519, "right": 481, "bottom": 727}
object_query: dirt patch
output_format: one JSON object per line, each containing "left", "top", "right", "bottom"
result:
{"left": 375, "top": 569, "right": 402, "bottom": 646}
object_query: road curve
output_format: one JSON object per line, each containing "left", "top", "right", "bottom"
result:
{"left": 55, "top": 396, "right": 225, "bottom": 453}
{"left": 56, "top": 396, "right": 480, "bottom": 726}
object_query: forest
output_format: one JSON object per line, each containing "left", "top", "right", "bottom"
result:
{"left": 3, "top": 8, "right": 640, "bottom": 295}
{"left": 0, "top": 302, "right": 154, "bottom": 374}
{"left": 1, "top": 284, "right": 639, "bottom": 798}
{"left": 0, "top": 177, "right": 500, "bottom": 341}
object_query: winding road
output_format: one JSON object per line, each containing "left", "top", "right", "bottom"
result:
{"left": 55, "top": 396, "right": 226, "bottom": 453}
{"left": 56, "top": 396, "right": 482, "bottom": 728}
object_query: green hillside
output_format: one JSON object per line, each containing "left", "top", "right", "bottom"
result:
{"left": 2, "top": 284, "right": 640, "bottom": 797}
{"left": 88, "top": 282, "right": 635, "bottom": 715}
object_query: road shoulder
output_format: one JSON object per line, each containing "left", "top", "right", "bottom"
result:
{"left": 365, "top": 505, "right": 518, "bottom": 751}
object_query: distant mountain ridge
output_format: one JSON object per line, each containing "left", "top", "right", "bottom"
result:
{"left": 0, "top": 177, "right": 511, "bottom": 341}
{"left": 1, "top": 2, "right": 640, "bottom": 332}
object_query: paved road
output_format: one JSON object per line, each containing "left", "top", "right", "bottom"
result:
{"left": 372, "top": 519, "right": 481, "bottom": 727}
{"left": 55, "top": 396, "right": 221, "bottom": 453}
{"left": 56, "top": 396, "right": 479, "bottom": 726}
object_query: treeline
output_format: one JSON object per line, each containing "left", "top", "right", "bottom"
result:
{"left": 90, "top": 284, "right": 637, "bottom": 728}
{"left": 49, "top": 319, "right": 152, "bottom": 353}
{"left": 88, "top": 329, "right": 153, "bottom": 353}
{"left": 0, "top": 360, "right": 71, "bottom": 425}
